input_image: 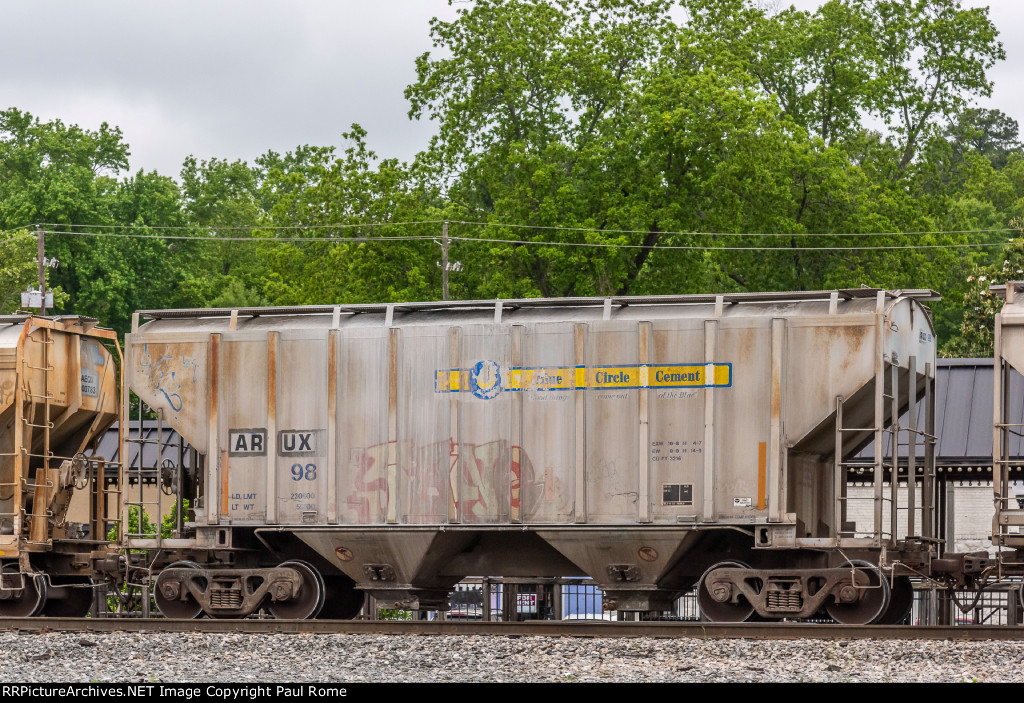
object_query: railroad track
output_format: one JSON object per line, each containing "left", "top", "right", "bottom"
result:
{"left": 1, "top": 618, "right": 1021, "bottom": 640}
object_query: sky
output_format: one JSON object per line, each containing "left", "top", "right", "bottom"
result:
{"left": 1, "top": 1, "right": 1021, "bottom": 178}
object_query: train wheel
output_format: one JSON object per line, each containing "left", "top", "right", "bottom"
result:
{"left": 876, "top": 575, "right": 913, "bottom": 625}
{"left": 0, "top": 564, "right": 47, "bottom": 617}
{"left": 267, "top": 560, "right": 325, "bottom": 620}
{"left": 697, "top": 561, "right": 755, "bottom": 623}
{"left": 319, "top": 576, "right": 366, "bottom": 620}
{"left": 155, "top": 561, "right": 205, "bottom": 619}
{"left": 825, "top": 560, "right": 890, "bottom": 625}
{"left": 40, "top": 577, "right": 94, "bottom": 618}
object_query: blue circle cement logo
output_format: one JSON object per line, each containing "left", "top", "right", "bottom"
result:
{"left": 470, "top": 360, "right": 502, "bottom": 399}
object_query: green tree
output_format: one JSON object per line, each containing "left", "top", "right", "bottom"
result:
{"left": 0, "top": 108, "right": 212, "bottom": 332}
{"left": 682, "top": 0, "right": 876, "bottom": 148}
{"left": 253, "top": 126, "right": 442, "bottom": 305}
{"left": 867, "top": 0, "right": 1005, "bottom": 170}
{"left": 681, "top": 0, "right": 1004, "bottom": 170}
{"left": 0, "top": 108, "right": 128, "bottom": 228}
{"left": 107, "top": 505, "right": 158, "bottom": 541}
{"left": 0, "top": 0, "right": 1015, "bottom": 354}
{"left": 944, "top": 213, "right": 1024, "bottom": 357}
{"left": 406, "top": 0, "right": 735, "bottom": 298}
{"left": 0, "top": 229, "right": 40, "bottom": 313}
{"left": 401, "top": 0, "right": 1007, "bottom": 313}
{"left": 177, "top": 155, "right": 268, "bottom": 308}
{"left": 0, "top": 108, "right": 127, "bottom": 320}
{"left": 51, "top": 169, "right": 212, "bottom": 332}
{"left": 946, "top": 108, "right": 1021, "bottom": 171}
{"left": 393, "top": 0, "right": 1016, "bottom": 358}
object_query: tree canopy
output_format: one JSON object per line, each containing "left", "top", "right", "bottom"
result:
{"left": 0, "top": 0, "right": 1019, "bottom": 355}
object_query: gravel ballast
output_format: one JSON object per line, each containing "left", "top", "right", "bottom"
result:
{"left": 0, "top": 632, "right": 1019, "bottom": 683}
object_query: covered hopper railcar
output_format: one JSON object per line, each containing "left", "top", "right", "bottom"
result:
{"left": 0, "top": 316, "right": 121, "bottom": 618}
{"left": 125, "top": 289, "right": 941, "bottom": 623}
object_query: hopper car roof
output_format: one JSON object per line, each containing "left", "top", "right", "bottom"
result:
{"left": 0, "top": 315, "right": 107, "bottom": 348}
{"left": 133, "top": 288, "right": 939, "bottom": 332}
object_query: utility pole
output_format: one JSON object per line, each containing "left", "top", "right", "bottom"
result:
{"left": 37, "top": 225, "right": 46, "bottom": 315}
{"left": 441, "top": 220, "right": 449, "bottom": 301}
{"left": 435, "top": 222, "right": 462, "bottom": 301}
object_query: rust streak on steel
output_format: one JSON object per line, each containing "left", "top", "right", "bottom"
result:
{"left": 757, "top": 442, "right": 766, "bottom": 511}
{"left": 210, "top": 333, "right": 222, "bottom": 523}
{"left": 327, "top": 330, "right": 338, "bottom": 524}
{"left": 267, "top": 331, "right": 278, "bottom": 524}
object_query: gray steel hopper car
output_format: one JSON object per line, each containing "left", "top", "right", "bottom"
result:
{"left": 991, "top": 283, "right": 1024, "bottom": 560}
{"left": 125, "top": 290, "right": 943, "bottom": 623}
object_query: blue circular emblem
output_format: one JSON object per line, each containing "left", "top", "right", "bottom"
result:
{"left": 470, "top": 360, "right": 502, "bottom": 400}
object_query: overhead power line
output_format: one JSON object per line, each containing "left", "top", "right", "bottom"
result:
{"left": 41, "top": 229, "right": 438, "bottom": 243}
{"left": 448, "top": 236, "right": 1021, "bottom": 251}
{"left": 0, "top": 231, "right": 38, "bottom": 248}
{"left": 36, "top": 227, "right": 1022, "bottom": 252}
{"left": 39, "top": 220, "right": 447, "bottom": 232}
{"left": 448, "top": 220, "right": 1017, "bottom": 239}
{"left": 38, "top": 220, "right": 1017, "bottom": 238}
{"left": 1, "top": 224, "right": 39, "bottom": 234}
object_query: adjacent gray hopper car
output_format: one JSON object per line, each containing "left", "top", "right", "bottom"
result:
{"left": 127, "top": 289, "right": 940, "bottom": 623}
{"left": 993, "top": 282, "right": 1024, "bottom": 550}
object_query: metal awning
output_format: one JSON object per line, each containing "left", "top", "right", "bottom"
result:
{"left": 856, "top": 358, "right": 1023, "bottom": 478}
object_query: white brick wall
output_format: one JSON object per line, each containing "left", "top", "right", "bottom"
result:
{"left": 847, "top": 482, "right": 997, "bottom": 554}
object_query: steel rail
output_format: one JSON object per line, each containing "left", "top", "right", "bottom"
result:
{"left": 2, "top": 618, "right": 1022, "bottom": 640}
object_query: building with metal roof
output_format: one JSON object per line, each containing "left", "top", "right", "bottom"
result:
{"left": 850, "top": 358, "right": 1017, "bottom": 553}
{"left": 856, "top": 358, "right": 1022, "bottom": 477}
